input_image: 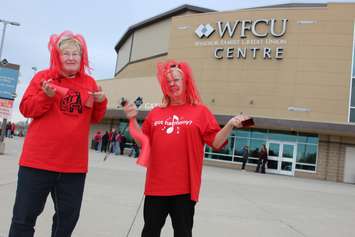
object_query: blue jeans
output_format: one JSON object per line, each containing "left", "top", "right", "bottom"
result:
{"left": 9, "top": 166, "right": 86, "bottom": 237}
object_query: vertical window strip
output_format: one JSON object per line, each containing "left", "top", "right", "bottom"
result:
{"left": 349, "top": 22, "right": 355, "bottom": 122}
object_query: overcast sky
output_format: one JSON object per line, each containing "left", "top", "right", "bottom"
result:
{"left": 1, "top": 0, "right": 355, "bottom": 122}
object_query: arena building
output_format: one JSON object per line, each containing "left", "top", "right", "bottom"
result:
{"left": 94, "top": 3, "right": 355, "bottom": 183}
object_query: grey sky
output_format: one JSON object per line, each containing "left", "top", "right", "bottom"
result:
{"left": 1, "top": 0, "right": 354, "bottom": 122}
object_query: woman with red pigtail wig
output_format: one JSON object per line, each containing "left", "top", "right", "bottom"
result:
{"left": 124, "top": 60, "right": 251, "bottom": 237}
{"left": 47, "top": 31, "right": 91, "bottom": 79}
{"left": 156, "top": 61, "right": 201, "bottom": 107}
{"left": 9, "top": 31, "right": 107, "bottom": 237}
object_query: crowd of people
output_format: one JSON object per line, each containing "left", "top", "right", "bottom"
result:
{"left": 0, "top": 121, "right": 25, "bottom": 138}
{"left": 92, "top": 129, "right": 135, "bottom": 156}
{"left": 92, "top": 129, "right": 140, "bottom": 158}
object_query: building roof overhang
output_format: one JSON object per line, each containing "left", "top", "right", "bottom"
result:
{"left": 114, "top": 4, "right": 216, "bottom": 52}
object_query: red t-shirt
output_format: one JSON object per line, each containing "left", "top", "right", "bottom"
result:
{"left": 19, "top": 70, "right": 107, "bottom": 173}
{"left": 142, "top": 103, "right": 226, "bottom": 201}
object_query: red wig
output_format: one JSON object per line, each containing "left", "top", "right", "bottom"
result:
{"left": 47, "top": 31, "right": 91, "bottom": 79}
{"left": 156, "top": 60, "right": 201, "bottom": 106}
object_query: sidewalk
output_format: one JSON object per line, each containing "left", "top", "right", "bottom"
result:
{"left": 0, "top": 137, "right": 355, "bottom": 237}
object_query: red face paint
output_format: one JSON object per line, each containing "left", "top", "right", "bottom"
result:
{"left": 156, "top": 60, "right": 201, "bottom": 106}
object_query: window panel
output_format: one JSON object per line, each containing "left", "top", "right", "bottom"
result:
{"left": 251, "top": 129, "right": 267, "bottom": 139}
{"left": 268, "top": 130, "right": 297, "bottom": 142}
{"left": 234, "top": 138, "right": 249, "bottom": 157}
{"left": 267, "top": 160, "right": 278, "bottom": 170}
{"left": 247, "top": 158, "right": 259, "bottom": 164}
{"left": 350, "top": 108, "right": 355, "bottom": 123}
{"left": 296, "top": 164, "right": 316, "bottom": 171}
{"left": 234, "top": 129, "right": 250, "bottom": 138}
{"left": 351, "top": 78, "right": 355, "bottom": 107}
{"left": 204, "top": 137, "right": 235, "bottom": 159}
{"left": 268, "top": 143, "right": 280, "bottom": 157}
{"left": 249, "top": 139, "right": 266, "bottom": 158}
{"left": 233, "top": 157, "right": 245, "bottom": 163}
{"left": 296, "top": 144, "right": 317, "bottom": 164}
{"left": 208, "top": 154, "right": 233, "bottom": 161}
{"left": 282, "top": 144, "right": 294, "bottom": 158}
{"left": 297, "top": 133, "right": 319, "bottom": 144}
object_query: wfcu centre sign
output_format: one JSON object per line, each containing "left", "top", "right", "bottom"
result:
{"left": 194, "top": 19, "right": 288, "bottom": 60}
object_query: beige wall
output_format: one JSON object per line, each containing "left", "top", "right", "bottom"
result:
{"left": 115, "top": 55, "right": 167, "bottom": 79}
{"left": 115, "top": 35, "right": 132, "bottom": 74}
{"left": 98, "top": 76, "right": 162, "bottom": 110}
{"left": 114, "top": 10, "right": 204, "bottom": 77}
{"left": 168, "top": 3, "right": 355, "bottom": 124}
{"left": 131, "top": 19, "right": 171, "bottom": 61}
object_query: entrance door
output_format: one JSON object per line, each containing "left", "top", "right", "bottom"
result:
{"left": 266, "top": 141, "right": 297, "bottom": 176}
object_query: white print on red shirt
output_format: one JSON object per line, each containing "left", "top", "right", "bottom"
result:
{"left": 153, "top": 114, "right": 192, "bottom": 135}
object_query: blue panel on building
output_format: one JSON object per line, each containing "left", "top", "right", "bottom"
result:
{"left": 0, "top": 66, "right": 20, "bottom": 100}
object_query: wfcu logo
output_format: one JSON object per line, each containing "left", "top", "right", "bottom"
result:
{"left": 193, "top": 19, "right": 288, "bottom": 60}
{"left": 194, "top": 24, "right": 215, "bottom": 38}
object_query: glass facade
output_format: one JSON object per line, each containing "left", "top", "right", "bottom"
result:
{"left": 205, "top": 136, "right": 235, "bottom": 161}
{"left": 116, "top": 119, "right": 143, "bottom": 144}
{"left": 204, "top": 128, "right": 319, "bottom": 173}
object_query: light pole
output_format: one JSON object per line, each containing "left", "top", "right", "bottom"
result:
{"left": 0, "top": 19, "right": 20, "bottom": 60}
{"left": 24, "top": 66, "right": 38, "bottom": 127}
{"left": 0, "top": 19, "right": 20, "bottom": 152}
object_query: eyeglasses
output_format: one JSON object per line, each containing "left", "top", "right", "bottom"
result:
{"left": 61, "top": 51, "right": 81, "bottom": 58}
{"left": 167, "top": 78, "right": 182, "bottom": 85}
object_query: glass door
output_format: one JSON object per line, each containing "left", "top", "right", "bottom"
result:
{"left": 266, "top": 141, "right": 297, "bottom": 176}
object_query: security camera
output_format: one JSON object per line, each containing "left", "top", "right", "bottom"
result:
{"left": 1, "top": 59, "right": 8, "bottom": 65}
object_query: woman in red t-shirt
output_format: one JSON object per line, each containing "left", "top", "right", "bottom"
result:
{"left": 124, "top": 60, "right": 251, "bottom": 237}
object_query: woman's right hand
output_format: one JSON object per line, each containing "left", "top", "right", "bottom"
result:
{"left": 42, "top": 79, "right": 56, "bottom": 97}
{"left": 123, "top": 102, "right": 138, "bottom": 119}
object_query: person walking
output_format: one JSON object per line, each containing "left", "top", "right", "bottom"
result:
{"left": 241, "top": 145, "right": 249, "bottom": 170}
{"left": 256, "top": 144, "right": 268, "bottom": 173}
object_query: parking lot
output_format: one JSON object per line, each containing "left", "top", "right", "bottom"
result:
{"left": 0, "top": 137, "right": 355, "bottom": 237}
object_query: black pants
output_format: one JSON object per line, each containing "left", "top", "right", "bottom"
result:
{"left": 9, "top": 166, "right": 86, "bottom": 237}
{"left": 142, "top": 194, "right": 196, "bottom": 237}
{"left": 241, "top": 158, "right": 247, "bottom": 169}
{"left": 256, "top": 158, "right": 267, "bottom": 173}
{"left": 120, "top": 144, "right": 125, "bottom": 155}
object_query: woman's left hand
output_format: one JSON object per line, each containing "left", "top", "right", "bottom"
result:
{"left": 89, "top": 86, "right": 106, "bottom": 103}
{"left": 228, "top": 115, "right": 251, "bottom": 128}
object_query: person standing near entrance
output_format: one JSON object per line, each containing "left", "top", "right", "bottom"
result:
{"left": 241, "top": 145, "right": 249, "bottom": 170}
{"left": 256, "top": 144, "right": 268, "bottom": 173}
{"left": 8, "top": 31, "right": 107, "bottom": 237}
{"left": 123, "top": 60, "right": 251, "bottom": 237}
